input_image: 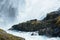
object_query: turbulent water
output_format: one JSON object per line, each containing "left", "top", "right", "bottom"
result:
{"left": 0, "top": 0, "right": 60, "bottom": 40}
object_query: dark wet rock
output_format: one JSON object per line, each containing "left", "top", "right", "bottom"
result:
{"left": 43, "top": 10, "right": 60, "bottom": 21}
{"left": 31, "top": 33, "right": 34, "bottom": 36}
{"left": 9, "top": 9, "right": 60, "bottom": 37}
{"left": 9, "top": 19, "right": 42, "bottom": 32}
{"left": 31, "top": 32, "right": 37, "bottom": 36}
{"left": 0, "top": 29, "right": 25, "bottom": 40}
{"left": 38, "top": 27, "right": 60, "bottom": 37}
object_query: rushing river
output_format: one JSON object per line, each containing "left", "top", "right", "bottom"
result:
{"left": 6, "top": 30, "right": 60, "bottom": 40}
{"left": 0, "top": 0, "right": 60, "bottom": 40}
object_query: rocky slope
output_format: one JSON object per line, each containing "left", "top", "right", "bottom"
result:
{"left": 0, "top": 29, "right": 25, "bottom": 40}
{"left": 9, "top": 9, "right": 60, "bottom": 37}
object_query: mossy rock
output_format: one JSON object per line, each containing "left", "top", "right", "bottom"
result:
{"left": 56, "top": 16, "right": 60, "bottom": 25}
{"left": 0, "top": 29, "right": 25, "bottom": 40}
{"left": 43, "top": 11, "right": 60, "bottom": 21}
{"left": 9, "top": 9, "right": 60, "bottom": 37}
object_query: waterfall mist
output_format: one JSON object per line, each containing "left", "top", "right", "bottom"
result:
{"left": 0, "top": 0, "right": 19, "bottom": 29}
{"left": 0, "top": 0, "right": 60, "bottom": 40}
{"left": 0, "top": 0, "right": 60, "bottom": 29}
{"left": 17, "top": 0, "right": 60, "bottom": 23}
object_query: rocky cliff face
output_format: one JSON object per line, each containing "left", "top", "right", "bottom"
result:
{"left": 9, "top": 19, "right": 42, "bottom": 32}
{"left": 9, "top": 9, "right": 60, "bottom": 37}
{"left": 38, "top": 10, "right": 60, "bottom": 37}
{"left": 0, "top": 29, "right": 25, "bottom": 40}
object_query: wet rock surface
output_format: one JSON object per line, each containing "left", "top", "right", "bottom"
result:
{"left": 9, "top": 10, "right": 60, "bottom": 37}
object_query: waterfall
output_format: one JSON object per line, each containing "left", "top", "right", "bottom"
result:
{"left": 17, "top": 0, "right": 60, "bottom": 23}
{"left": 0, "top": 0, "right": 19, "bottom": 29}
{"left": 0, "top": 0, "right": 60, "bottom": 29}
{"left": 0, "top": 0, "right": 60, "bottom": 40}
{"left": 0, "top": 0, "right": 60, "bottom": 30}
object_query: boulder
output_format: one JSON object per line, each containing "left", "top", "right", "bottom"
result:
{"left": 9, "top": 9, "right": 60, "bottom": 37}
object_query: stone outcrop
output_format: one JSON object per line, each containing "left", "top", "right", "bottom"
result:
{"left": 9, "top": 9, "right": 60, "bottom": 37}
{"left": 0, "top": 29, "right": 25, "bottom": 40}
{"left": 9, "top": 19, "right": 42, "bottom": 32}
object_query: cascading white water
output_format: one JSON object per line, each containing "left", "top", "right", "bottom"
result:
{"left": 17, "top": 0, "right": 60, "bottom": 23}
{"left": 0, "top": 0, "right": 60, "bottom": 29}
{"left": 0, "top": 0, "right": 60, "bottom": 40}
{"left": 0, "top": 0, "right": 19, "bottom": 29}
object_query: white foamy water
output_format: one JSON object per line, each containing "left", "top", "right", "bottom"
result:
{"left": 17, "top": 0, "right": 60, "bottom": 23}
{"left": 6, "top": 30, "right": 60, "bottom": 40}
{"left": 0, "top": 0, "right": 60, "bottom": 40}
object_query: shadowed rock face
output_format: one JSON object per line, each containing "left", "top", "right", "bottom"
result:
{"left": 9, "top": 9, "right": 60, "bottom": 37}
{"left": 38, "top": 10, "right": 60, "bottom": 37}
{"left": 9, "top": 19, "right": 42, "bottom": 32}
{"left": 0, "top": 29, "right": 25, "bottom": 40}
{"left": 43, "top": 10, "right": 60, "bottom": 21}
